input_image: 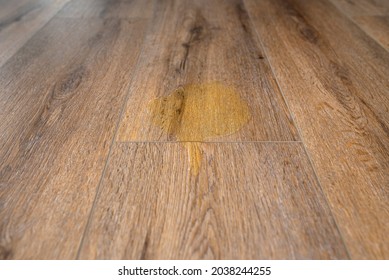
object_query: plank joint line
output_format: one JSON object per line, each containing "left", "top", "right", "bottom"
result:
{"left": 244, "top": 0, "right": 352, "bottom": 259}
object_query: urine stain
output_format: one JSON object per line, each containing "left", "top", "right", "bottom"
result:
{"left": 149, "top": 82, "right": 251, "bottom": 175}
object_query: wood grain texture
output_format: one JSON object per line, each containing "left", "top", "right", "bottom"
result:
{"left": 57, "top": 0, "right": 154, "bottom": 19}
{"left": 116, "top": 0, "right": 298, "bottom": 142}
{"left": 1, "top": 0, "right": 387, "bottom": 260}
{"left": 329, "top": 0, "right": 389, "bottom": 16}
{"left": 329, "top": 0, "right": 389, "bottom": 51}
{"left": 245, "top": 0, "right": 389, "bottom": 259}
{"left": 352, "top": 16, "right": 389, "bottom": 51}
{"left": 78, "top": 142, "right": 348, "bottom": 259}
{"left": 0, "top": 0, "right": 70, "bottom": 67}
{"left": 0, "top": 16, "right": 149, "bottom": 259}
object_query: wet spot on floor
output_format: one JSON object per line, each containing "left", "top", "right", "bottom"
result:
{"left": 149, "top": 82, "right": 251, "bottom": 175}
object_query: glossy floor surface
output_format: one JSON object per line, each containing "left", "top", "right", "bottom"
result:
{"left": 0, "top": 0, "right": 388, "bottom": 259}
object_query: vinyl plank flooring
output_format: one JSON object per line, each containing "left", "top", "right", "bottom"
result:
{"left": 116, "top": 0, "right": 298, "bottom": 142}
{"left": 245, "top": 0, "right": 389, "bottom": 259}
{"left": 351, "top": 16, "right": 389, "bottom": 51}
{"left": 1, "top": 0, "right": 386, "bottom": 261}
{"left": 78, "top": 142, "right": 348, "bottom": 259}
{"left": 329, "top": 0, "right": 389, "bottom": 51}
{"left": 0, "top": 0, "right": 70, "bottom": 67}
{"left": 0, "top": 0, "right": 32, "bottom": 18}
{"left": 329, "top": 0, "right": 389, "bottom": 16}
{"left": 57, "top": 0, "right": 154, "bottom": 19}
{"left": 0, "top": 15, "right": 149, "bottom": 258}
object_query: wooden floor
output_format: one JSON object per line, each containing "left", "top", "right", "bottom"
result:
{"left": 0, "top": 0, "right": 388, "bottom": 260}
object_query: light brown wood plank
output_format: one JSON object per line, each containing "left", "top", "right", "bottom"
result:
{"left": 0, "top": 0, "right": 70, "bottom": 67}
{"left": 57, "top": 0, "right": 154, "bottom": 19}
{"left": 79, "top": 142, "right": 348, "bottom": 259}
{"left": 246, "top": 0, "right": 389, "bottom": 259}
{"left": 329, "top": 0, "right": 389, "bottom": 52}
{"left": 330, "top": 0, "right": 389, "bottom": 16}
{"left": 353, "top": 16, "right": 389, "bottom": 51}
{"left": 116, "top": 0, "right": 298, "bottom": 142}
{"left": 0, "top": 16, "right": 149, "bottom": 259}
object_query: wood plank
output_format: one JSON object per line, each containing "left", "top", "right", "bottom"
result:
{"left": 329, "top": 1, "right": 389, "bottom": 52}
{"left": 0, "top": 0, "right": 32, "bottom": 18}
{"left": 78, "top": 142, "right": 348, "bottom": 259}
{"left": 245, "top": 0, "right": 389, "bottom": 259}
{"left": 116, "top": 0, "right": 298, "bottom": 142}
{"left": 353, "top": 16, "right": 389, "bottom": 51}
{"left": 57, "top": 0, "right": 154, "bottom": 18}
{"left": 329, "top": 0, "right": 389, "bottom": 16}
{"left": 0, "top": 0, "right": 70, "bottom": 67}
{"left": 0, "top": 16, "right": 149, "bottom": 259}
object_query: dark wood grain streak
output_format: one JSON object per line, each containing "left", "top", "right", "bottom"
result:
{"left": 0, "top": 16, "right": 149, "bottom": 259}
{"left": 246, "top": 0, "right": 389, "bottom": 259}
{"left": 78, "top": 143, "right": 348, "bottom": 259}
{"left": 0, "top": 0, "right": 387, "bottom": 260}
{"left": 116, "top": 0, "right": 298, "bottom": 142}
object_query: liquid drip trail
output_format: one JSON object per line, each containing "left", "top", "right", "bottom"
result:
{"left": 149, "top": 82, "right": 251, "bottom": 175}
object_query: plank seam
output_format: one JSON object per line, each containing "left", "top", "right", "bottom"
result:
{"left": 327, "top": 0, "right": 389, "bottom": 53}
{"left": 74, "top": 14, "right": 154, "bottom": 260}
{"left": 0, "top": 0, "right": 72, "bottom": 68}
{"left": 243, "top": 0, "right": 352, "bottom": 259}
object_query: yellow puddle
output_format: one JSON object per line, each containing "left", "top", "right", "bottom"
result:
{"left": 149, "top": 82, "right": 251, "bottom": 175}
